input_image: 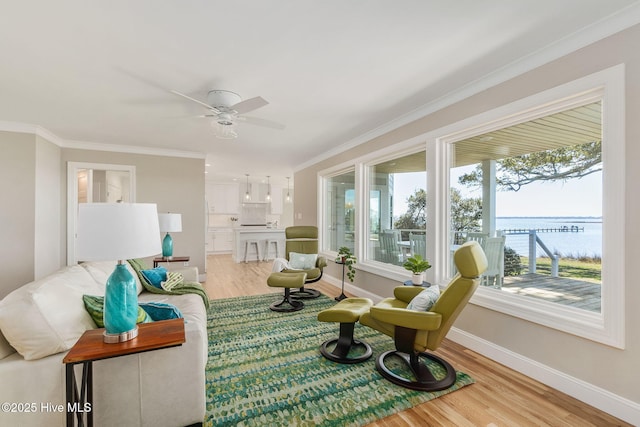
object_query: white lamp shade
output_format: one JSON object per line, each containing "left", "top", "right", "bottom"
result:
{"left": 77, "top": 203, "right": 161, "bottom": 261}
{"left": 158, "top": 213, "right": 182, "bottom": 233}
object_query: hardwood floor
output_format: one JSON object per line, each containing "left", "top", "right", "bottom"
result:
{"left": 203, "top": 254, "right": 629, "bottom": 426}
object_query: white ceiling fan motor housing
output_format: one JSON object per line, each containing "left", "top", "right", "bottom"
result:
{"left": 207, "top": 90, "right": 242, "bottom": 110}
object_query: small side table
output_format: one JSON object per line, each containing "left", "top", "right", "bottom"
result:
{"left": 63, "top": 319, "right": 186, "bottom": 427}
{"left": 403, "top": 280, "right": 432, "bottom": 287}
{"left": 335, "top": 260, "right": 348, "bottom": 301}
{"left": 153, "top": 256, "right": 190, "bottom": 268}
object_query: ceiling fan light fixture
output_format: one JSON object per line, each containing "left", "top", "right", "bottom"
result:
{"left": 214, "top": 122, "right": 238, "bottom": 139}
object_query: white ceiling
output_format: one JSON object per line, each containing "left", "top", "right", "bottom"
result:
{"left": 1, "top": 1, "right": 639, "bottom": 187}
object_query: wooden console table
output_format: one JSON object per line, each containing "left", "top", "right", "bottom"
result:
{"left": 63, "top": 319, "right": 185, "bottom": 427}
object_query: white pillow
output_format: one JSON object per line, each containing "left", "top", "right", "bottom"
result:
{"left": 0, "top": 329, "right": 16, "bottom": 359}
{"left": 0, "top": 265, "right": 103, "bottom": 360}
{"left": 406, "top": 285, "right": 440, "bottom": 312}
{"left": 289, "top": 252, "right": 318, "bottom": 270}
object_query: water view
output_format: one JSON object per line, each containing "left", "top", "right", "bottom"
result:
{"left": 497, "top": 217, "right": 602, "bottom": 258}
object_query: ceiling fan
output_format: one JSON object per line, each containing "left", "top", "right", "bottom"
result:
{"left": 170, "top": 89, "right": 285, "bottom": 139}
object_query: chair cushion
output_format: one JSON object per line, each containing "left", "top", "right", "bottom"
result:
{"left": 289, "top": 252, "right": 318, "bottom": 270}
{"left": 267, "top": 272, "right": 308, "bottom": 288}
{"left": 454, "top": 241, "right": 488, "bottom": 278}
{"left": 406, "top": 285, "right": 440, "bottom": 312}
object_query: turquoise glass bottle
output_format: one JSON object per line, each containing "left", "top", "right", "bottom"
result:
{"left": 104, "top": 263, "right": 138, "bottom": 335}
{"left": 162, "top": 233, "right": 173, "bottom": 258}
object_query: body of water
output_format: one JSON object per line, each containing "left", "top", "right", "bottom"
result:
{"left": 497, "top": 217, "right": 602, "bottom": 258}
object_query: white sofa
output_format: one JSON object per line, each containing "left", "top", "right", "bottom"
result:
{"left": 0, "top": 261, "right": 208, "bottom": 427}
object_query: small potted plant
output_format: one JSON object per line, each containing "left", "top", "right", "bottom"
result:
{"left": 403, "top": 254, "right": 431, "bottom": 285}
{"left": 335, "top": 246, "right": 356, "bottom": 282}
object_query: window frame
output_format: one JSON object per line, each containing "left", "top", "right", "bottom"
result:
{"left": 318, "top": 64, "right": 624, "bottom": 348}
{"left": 317, "top": 164, "right": 357, "bottom": 255}
{"left": 432, "top": 64, "right": 625, "bottom": 348}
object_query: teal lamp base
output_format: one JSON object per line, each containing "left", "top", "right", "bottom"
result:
{"left": 162, "top": 233, "right": 174, "bottom": 259}
{"left": 103, "top": 263, "right": 139, "bottom": 343}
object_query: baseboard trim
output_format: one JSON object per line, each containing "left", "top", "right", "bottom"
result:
{"left": 323, "top": 273, "right": 640, "bottom": 425}
{"left": 448, "top": 328, "right": 640, "bottom": 425}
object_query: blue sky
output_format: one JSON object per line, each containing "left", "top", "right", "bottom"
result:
{"left": 392, "top": 168, "right": 602, "bottom": 218}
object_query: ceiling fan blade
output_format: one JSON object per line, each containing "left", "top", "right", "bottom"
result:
{"left": 238, "top": 115, "right": 286, "bottom": 130}
{"left": 231, "top": 96, "right": 269, "bottom": 114}
{"left": 170, "top": 90, "right": 220, "bottom": 113}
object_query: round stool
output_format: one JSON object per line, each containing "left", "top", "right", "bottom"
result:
{"left": 263, "top": 239, "right": 279, "bottom": 261}
{"left": 317, "top": 298, "right": 373, "bottom": 363}
{"left": 244, "top": 240, "right": 261, "bottom": 263}
{"left": 267, "top": 272, "right": 308, "bottom": 312}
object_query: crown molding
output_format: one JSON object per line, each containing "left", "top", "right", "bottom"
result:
{"left": 295, "top": 3, "right": 640, "bottom": 173}
{"left": 61, "top": 139, "right": 206, "bottom": 159}
{"left": 0, "top": 121, "right": 205, "bottom": 159}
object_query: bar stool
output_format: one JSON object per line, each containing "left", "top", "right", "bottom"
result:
{"left": 244, "top": 240, "right": 261, "bottom": 263}
{"left": 263, "top": 239, "right": 279, "bottom": 261}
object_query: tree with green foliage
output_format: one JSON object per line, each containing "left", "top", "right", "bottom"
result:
{"left": 450, "top": 188, "right": 482, "bottom": 233}
{"left": 394, "top": 188, "right": 426, "bottom": 230}
{"left": 393, "top": 188, "right": 482, "bottom": 235}
{"left": 457, "top": 141, "right": 601, "bottom": 192}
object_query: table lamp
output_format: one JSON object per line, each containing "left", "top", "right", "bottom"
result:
{"left": 158, "top": 213, "right": 182, "bottom": 259}
{"left": 77, "top": 203, "right": 161, "bottom": 343}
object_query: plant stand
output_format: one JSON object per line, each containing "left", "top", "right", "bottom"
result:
{"left": 335, "top": 260, "right": 348, "bottom": 301}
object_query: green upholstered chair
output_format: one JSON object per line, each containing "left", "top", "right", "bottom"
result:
{"left": 359, "top": 241, "right": 487, "bottom": 391}
{"left": 279, "top": 226, "right": 328, "bottom": 299}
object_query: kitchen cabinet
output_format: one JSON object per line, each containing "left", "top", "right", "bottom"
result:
{"left": 207, "top": 183, "right": 239, "bottom": 214}
{"left": 207, "top": 229, "right": 234, "bottom": 253}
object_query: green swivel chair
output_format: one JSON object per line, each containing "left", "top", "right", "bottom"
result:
{"left": 360, "top": 241, "right": 487, "bottom": 391}
{"left": 279, "top": 226, "right": 327, "bottom": 299}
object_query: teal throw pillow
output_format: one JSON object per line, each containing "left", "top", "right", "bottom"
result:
{"left": 289, "top": 252, "right": 318, "bottom": 270}
{"left": 406, "top": 285, "right": 440, "bottom": 312}
{"left": 139, "top": 302, "right": 183, "bottom": 321}
{"left": 140, "top": 266, "right": 168, "bottom": 288}
{"left": 82, "top": 295, "right": 152, "bottom": 328}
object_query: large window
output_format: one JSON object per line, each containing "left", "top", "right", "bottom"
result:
{"left": 322, "top": 170, "right": 355, "bottom": 253}
{"left": 448, "top": 102, "right": 603, "bottom": 313}
{"left": 319, "top": 65, "right": 624, "bottom": 347}
{"left": 366, "top": 151, "right": 426, "bottom": 267}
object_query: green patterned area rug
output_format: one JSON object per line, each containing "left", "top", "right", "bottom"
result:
{"left": 205, "top": 293, "right": 474, "bottom": 426}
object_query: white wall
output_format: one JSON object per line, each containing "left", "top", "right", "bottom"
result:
{"left": 34, "top": 136, "right": 61, "bottom": 279}
{"left": 0, "top": 132, "right": 37, "bottom": 298}
{"left": 61, "top": 149, "right": 207, "bottom": 276}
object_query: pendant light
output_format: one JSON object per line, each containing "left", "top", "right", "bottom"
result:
{"left": 244, "top": 174, "right": 251, "bottom": 201}
{"left": 265, "top": 176, "right": 271, "bottom": 201}
{"left": 286, "top": 177, "right": 291, "bottom": 202}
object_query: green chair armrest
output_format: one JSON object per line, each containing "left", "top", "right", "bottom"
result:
{"left": 316, "top": 256, "right": 328, "bottom": 269}
{"left": 393, "top": 286, "right": 425, "bottom": 303}
{"left": 369, "top": 306, "right": 442, "bottom": 330}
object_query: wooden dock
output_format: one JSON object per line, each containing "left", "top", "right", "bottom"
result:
{"left": 497, "top": 273, "right": 601, "bottom": 312}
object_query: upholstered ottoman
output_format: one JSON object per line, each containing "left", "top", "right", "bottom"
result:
{"left": 317, "top": 298, "right": 373, "bottom": 363}
{"left": 267, "top": 272, "right": 308, "bottom": 312}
